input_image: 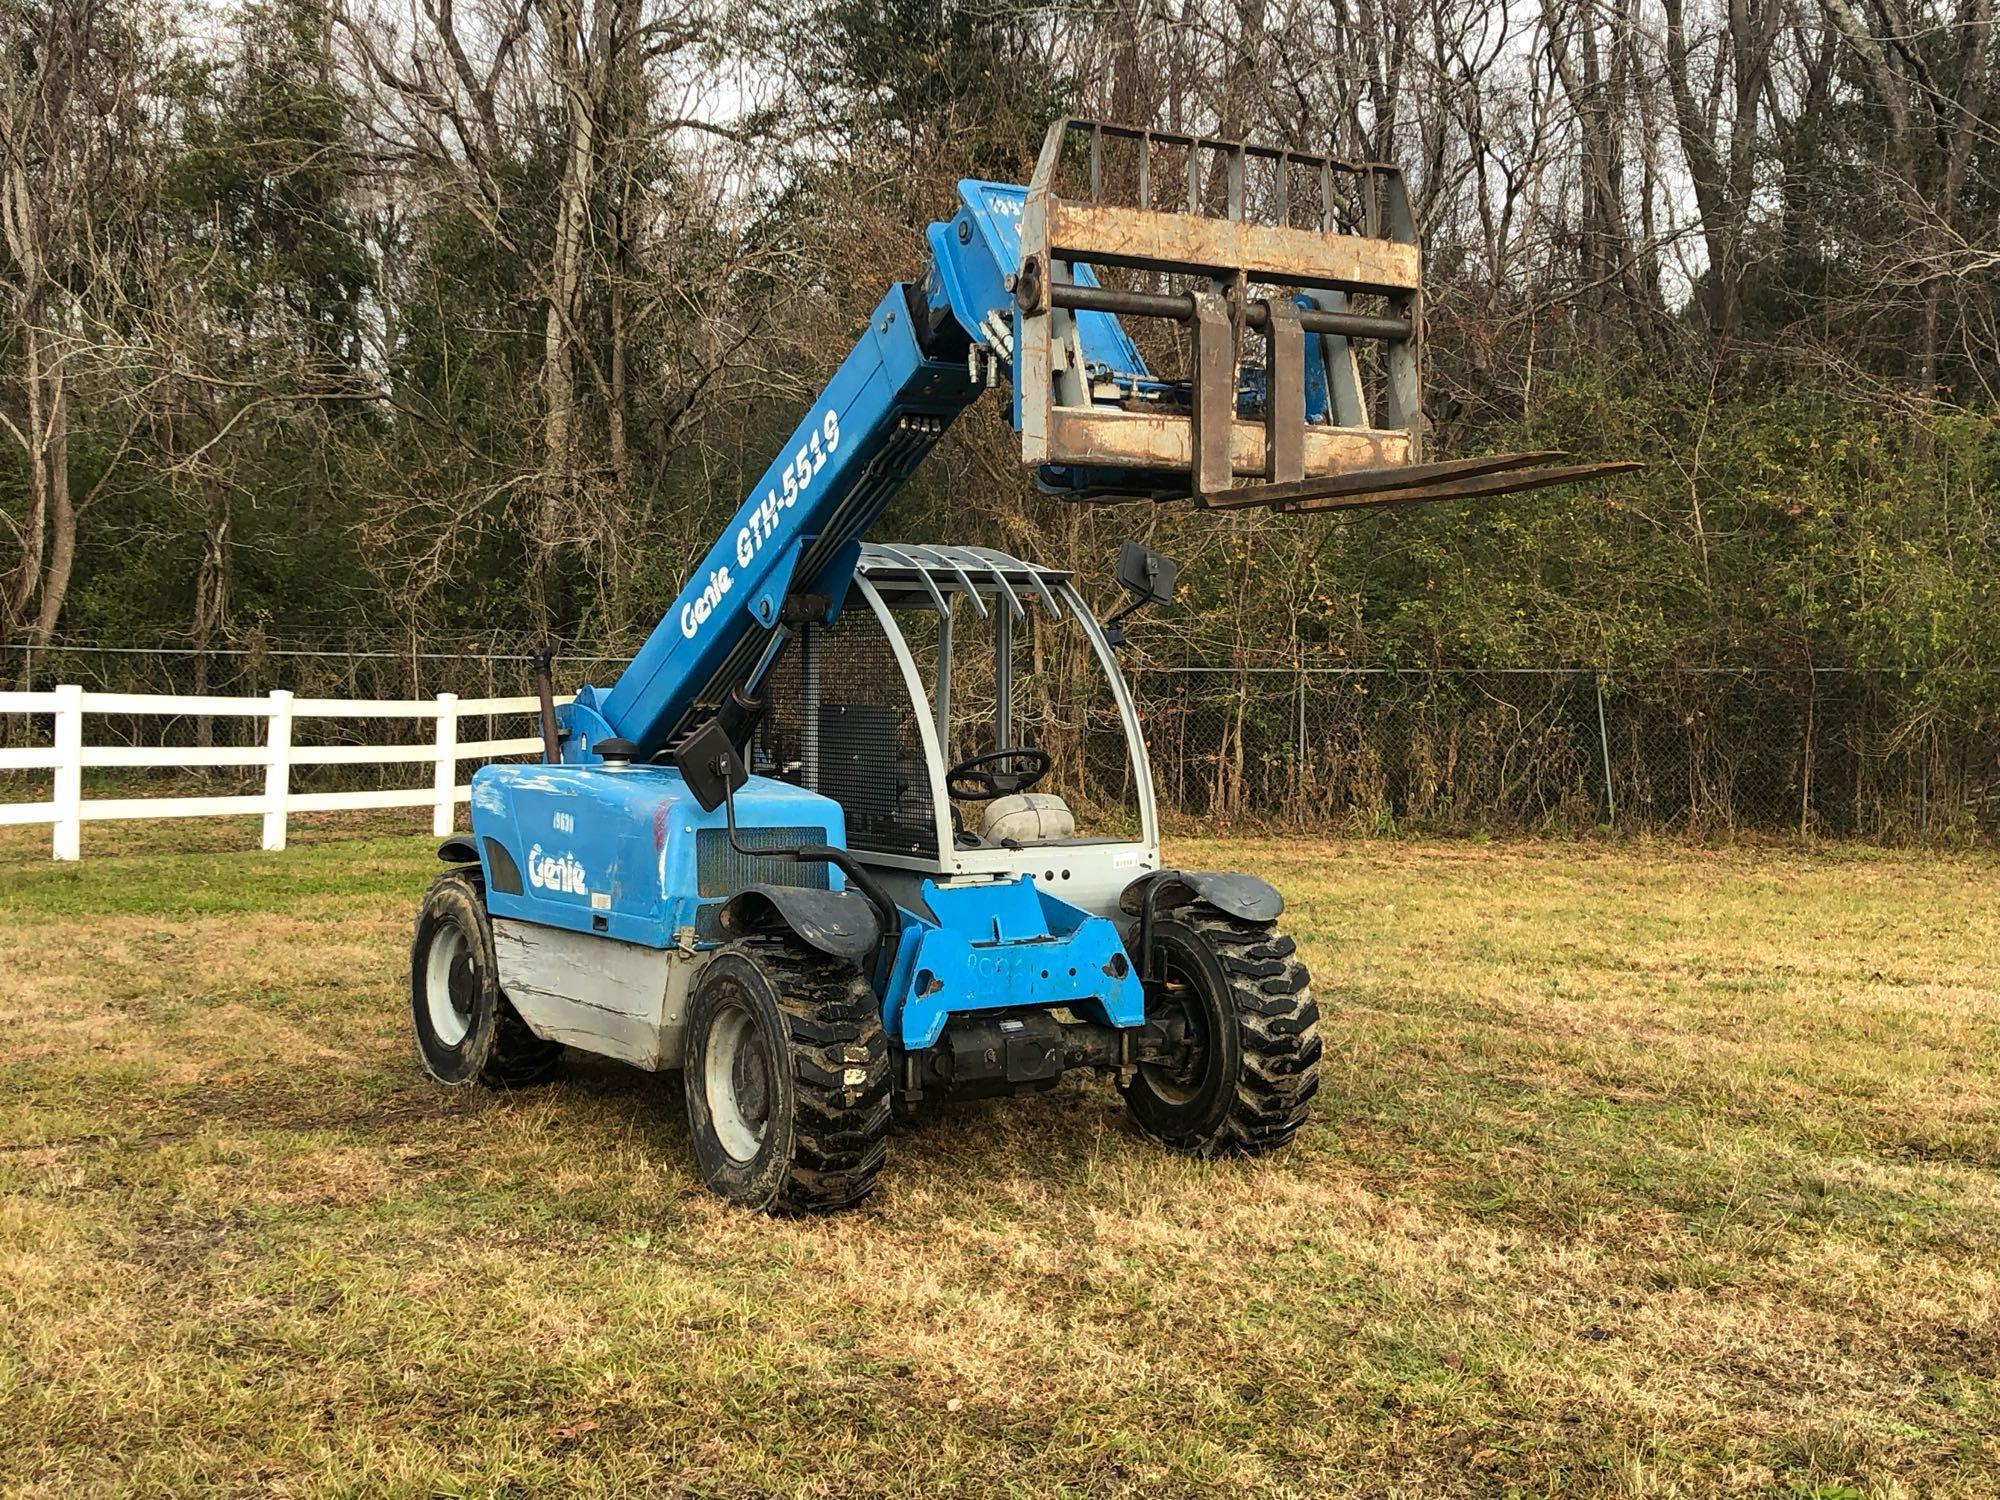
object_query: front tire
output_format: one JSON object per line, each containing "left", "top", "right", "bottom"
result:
{"left": 1120, "top": 905, "right": 1321, "bottom": 1156}
{"left": 410, "top": 871, "right": 563, "bottom": 1089}
{"left": 683, "top": 935, "right": 891, "bottom": 1214}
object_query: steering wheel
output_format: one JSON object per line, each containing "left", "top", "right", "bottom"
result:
{"left": 946, "top": 747, "right": 1051, "bottom": 802}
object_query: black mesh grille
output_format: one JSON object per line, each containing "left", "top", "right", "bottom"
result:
{"left": 695, "top": 827, "right": 833, "bottom": 898}
{"left": 754, "top": 613, "right": 938, "bottom": 856}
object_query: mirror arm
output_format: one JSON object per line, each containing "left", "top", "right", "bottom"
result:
{"left": 1104, "top": 595, "right": 1148, "bottom": 629}
{"left": 1100, "top": 595, "right": 1149, "bottom": 648}
{"left": 1104, "top": 541, "right": 1179, "bottom": 647}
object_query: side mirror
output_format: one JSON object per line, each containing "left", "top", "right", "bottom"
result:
{"left": 1115, "top": 540, "right": 1179, "bottom": 607}
{"left": 1104, "top": 540, "right": 1180, "bottom": 646}
{"left": 673, "top": 717, "right": 748, "bottom": 813}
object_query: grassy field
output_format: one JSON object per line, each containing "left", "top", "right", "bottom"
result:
{"left": 0, "top": 821, "right": 1996, "bottom": 1497}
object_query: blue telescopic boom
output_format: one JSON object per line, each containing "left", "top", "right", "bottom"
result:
{"left": 562, "top": 282, "right": 980, "bottom": 760}
{"left": 562, "top": 183, "right": 1066, "bottom": 762}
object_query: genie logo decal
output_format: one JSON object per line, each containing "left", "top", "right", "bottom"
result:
{"left": 678, "top": 564, "right": 734, "bottom": 640}
{"left": 526, "top": 844, "right": 588, "bottom": 896}
{"left": 679, "top": 408, "right": 841, "bottom": 640}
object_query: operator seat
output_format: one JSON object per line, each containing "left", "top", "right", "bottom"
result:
{"left": 980, "top": 791, "right": 1076, "bottom": 844}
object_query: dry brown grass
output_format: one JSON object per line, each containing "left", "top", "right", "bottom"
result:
{"left": 0, "top": 822, "right": 1996, "bottom": 1496}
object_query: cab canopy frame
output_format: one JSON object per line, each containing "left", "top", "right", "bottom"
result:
{"left": 749, "top": 543, "right": 1160, "bottom": 893}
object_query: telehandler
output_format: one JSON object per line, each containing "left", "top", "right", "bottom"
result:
{"left": 412, "top": 119, "right": 1632, "bottom": 1210}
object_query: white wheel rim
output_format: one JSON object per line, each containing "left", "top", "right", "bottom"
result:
{"left": 704, "top": 1002, "right": 773, "bottom": 1162}
{"left": 424, "top": 923, "right": 475, "bottom": 1047}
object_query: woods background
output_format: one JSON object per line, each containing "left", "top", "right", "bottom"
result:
{"left": 3, "top": 0, "right": 1997, "bottom": 837}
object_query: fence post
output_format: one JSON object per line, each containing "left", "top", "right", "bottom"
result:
{"left": 1295, "top": 666, "right": 1307, "bottom": 766}
{"left": 51, "top": 682, "right": 82, "bottom": 861}
{"left": 262, "top": 689, "right": 293, "bottom": 852}
{"left": 1595, "top": 674, "right": 1617, "bottom": 823}
{"left": 433, "top": 691, "right": 458, "bottom": 837}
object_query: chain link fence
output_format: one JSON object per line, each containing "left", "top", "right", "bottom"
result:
{"left": 1130, "top": 665, "right": 1995, "bottom": 840}
{"left": 5, "top": 637, "right": 1995, "bottom": 842}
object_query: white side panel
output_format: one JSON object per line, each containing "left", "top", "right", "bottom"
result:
{"left": 492, "top": 918, "right": 699, "bottom": 1071}
{"left": 870, "top": 840, "right": 1154, "bottom": 932}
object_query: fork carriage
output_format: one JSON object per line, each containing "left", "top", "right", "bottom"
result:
{"left": 1008, "top": 117, "right": 1632, "bottom": 509}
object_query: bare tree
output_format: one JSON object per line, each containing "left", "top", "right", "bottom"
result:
{"left": 0, "top": 0, "right": 145, "bottom": 652}
{"left": 1657, "top": 0, "right": 1787, "bottom": 338}
{"left": 1821, "top": 0, "right": 1996, "bottom": 387}
{"left": 338, "top": 0, "right": 777, "bottom": 631}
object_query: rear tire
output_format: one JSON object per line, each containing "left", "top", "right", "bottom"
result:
{"left": 683, "top": 935, "right": 891, "bottom": 1214}
{"left": 1120, "top": 905, "right": 1320, "bottom": 1156}
{"left": 411, "top": 871, "right": 564, "bottom": 1089}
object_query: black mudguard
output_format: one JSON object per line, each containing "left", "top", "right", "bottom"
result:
{"left": 436, "top": 835, "right": 480, "bottom": 866}
{"left": 1118, "top": 869, "right": 1284, "bottom": 924}
{"left": 1119, "top": 869, "right": 1284, "bottom": 982}
{"left": 717, "top": 884, "right": 882, "bottom": 964}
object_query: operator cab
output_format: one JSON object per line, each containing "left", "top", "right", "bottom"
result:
{"left": 747, "top": 543, "right": 1160, "bottom": 915}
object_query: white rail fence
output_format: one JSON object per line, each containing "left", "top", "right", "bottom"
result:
{"left": 0, "top": 686, "right": 568, "bottom": 860}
